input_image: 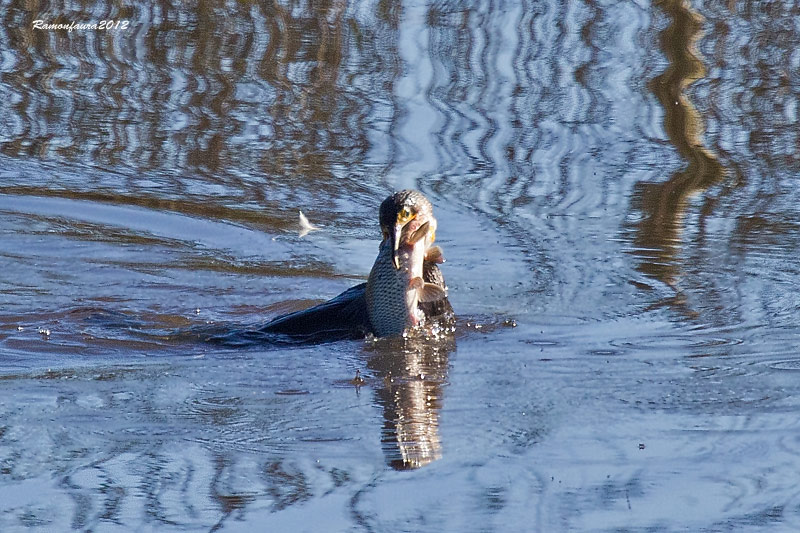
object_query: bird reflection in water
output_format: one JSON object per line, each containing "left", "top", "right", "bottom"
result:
{"left": 365, "top": 331, "right": 455, "bottom": 470}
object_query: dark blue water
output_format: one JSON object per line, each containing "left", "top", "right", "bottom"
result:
{"left": 1, "top": 0, "right": 799, "bottom": 531}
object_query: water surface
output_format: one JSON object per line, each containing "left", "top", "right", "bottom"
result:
{"left": 1, "top": 0, "right": 800, "bottom": 531}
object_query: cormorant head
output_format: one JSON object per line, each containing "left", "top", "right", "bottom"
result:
{"left": 379, "top": 190, "right": 437, "bottom": 270}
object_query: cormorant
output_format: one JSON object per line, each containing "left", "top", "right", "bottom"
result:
{"left": 260, "top": 190, "right": 453, "bottom": 342}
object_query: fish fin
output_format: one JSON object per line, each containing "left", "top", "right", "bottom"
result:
{"left": 409, "top": 277, "right": 446, "bottom": 302}
{"left": 424, "top": 245, "right": 445, "bottom": 264}
{"left": 408, "top": 277, "right": 424, "bottom": 290}
{"left": 417, "top": 282, "right": 447, "bottom": 303}
{"left": 407, "top": 221, "right": 430, "bottom": 244}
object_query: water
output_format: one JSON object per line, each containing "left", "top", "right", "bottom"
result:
{"left": 1, "top": 0, "right": 799, "bottom": 530}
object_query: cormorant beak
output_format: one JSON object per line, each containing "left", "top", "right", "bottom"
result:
{"left": 392, "top": 224, "right": 403, "bottom": 270}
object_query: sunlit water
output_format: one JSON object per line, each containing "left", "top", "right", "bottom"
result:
{"left": 1, "top": 0, "right": 800, "bottom": 531}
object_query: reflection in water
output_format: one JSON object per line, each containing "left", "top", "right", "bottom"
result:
{"left": 632, "top": 0, "right": 724, "bottom": 294}
{"left": 2, "top": 0, "right": 800, "bottom": 530}
{"left": 0, "top": 1, "right": 398, "bottom": 208}
{"left": 366, "top": 334, "right": 455, "bottom": 470}
{"left": 196, "top": 325, "right": 454, "bottom": 471}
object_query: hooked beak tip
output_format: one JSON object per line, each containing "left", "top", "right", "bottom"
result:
{"left": 391, "top": 225, "right": 403, "bottom": 270}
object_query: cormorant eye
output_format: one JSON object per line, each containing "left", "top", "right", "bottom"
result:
{"left": 397, "top": 207, "right": 414, "bottom": 224}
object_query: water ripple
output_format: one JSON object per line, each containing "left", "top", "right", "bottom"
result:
{"left": 0, "top": 0, "right": 799, "bottom": 530}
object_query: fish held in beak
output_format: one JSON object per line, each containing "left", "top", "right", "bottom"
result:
{"left": 392, "top": 221, "right": 430, "bottom": 269}
{"left": 407, "top": 221, "right": 431, "bottom": 245}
